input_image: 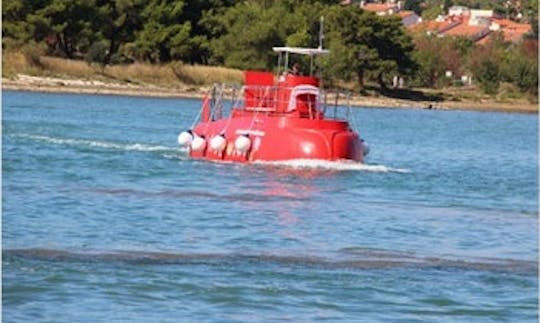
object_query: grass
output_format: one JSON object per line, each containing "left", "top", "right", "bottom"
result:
{"left": 2, "top": 51, "right": 39, "bottom": 78}
{"left": 2, "top": 49, "right": 243, "bottom": 87}
{"left": 40, "top": 56, "right": 97, "bottom": 79}
{"left": 107, "top": 62, "right": 178, "bottom": 85}
{"left": 170, "top": 62, "right": 243, "bottom": 86}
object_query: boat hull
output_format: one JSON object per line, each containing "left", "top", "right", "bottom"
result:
{"left": 190, "top": 116, "right": 364, "bottom": 163}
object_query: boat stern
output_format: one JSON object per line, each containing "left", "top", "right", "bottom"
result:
{"left": 332, "top": 130, "right": 364, "bottom": 162}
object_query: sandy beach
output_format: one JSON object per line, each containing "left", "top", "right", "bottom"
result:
{"left": 2, "top": 74, "right": 537, "bottom": 113}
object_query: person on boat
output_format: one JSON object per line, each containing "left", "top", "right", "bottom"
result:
{"left": 289, "top": 63, "right": 301, "bottom": 76}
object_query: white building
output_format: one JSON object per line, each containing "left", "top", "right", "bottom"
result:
{"left": 448, "top": 6, "right": 470, "bottom": 16}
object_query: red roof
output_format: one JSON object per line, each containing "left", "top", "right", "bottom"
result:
{"left": 442, "top": 23, "right": 491, "bottom": 41}
{"left": 409, "top": 17, "right": 462, "bottom": 33}
{"left": 491, "top": 18, "right": 515, "bottom": 28}
{"left": 362, "top": 3, "right": 396, "bottom": 13}
{"left": 409, "top": 15, "right": 532, "bottom": 43}
{"left": 397, "top": 10, "right": 415, "bottom": 18}
{"left": 502, "top": 27, "right": 532, "bottom": 42}
{"left": 491, "top": 18, "right": 531, "bottom": 29}
{"left": 491, "top": 18, "right": 532, "bottom": 42}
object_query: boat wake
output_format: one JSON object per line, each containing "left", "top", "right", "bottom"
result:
{"left": 13, "top": 133, "right": 407, "bottom": 172}
{"left": 4, "top": 248, "right": 536, "bottom": 275}
{"left": 13, "top": 133, "right": 187, "bottom": 157}
{"left": 255, "top": 159, "right": 411, "bottom": 173}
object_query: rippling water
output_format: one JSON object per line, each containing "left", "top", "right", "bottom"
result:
{"left": 3, "top": 90, "right": 538, "bottom": 321}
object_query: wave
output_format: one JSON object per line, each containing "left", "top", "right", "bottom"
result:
{"left": 4, "top": 248, "right": 536, "bottom": 274}
{"left": 12, "top": 134, "right": 406, "bottom": 172}
{"left": 14, "top": 133, "right": 185, "bottom": 154}
{"left": 255, "top": 159, "right": 411, "bottom": 173}
{"left": 80, "top": 187, "right": 308, "bottom": 202}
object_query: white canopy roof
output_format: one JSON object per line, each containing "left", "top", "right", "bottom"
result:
{"left": 272, "top": 47, "right": 330, "bottom": 56}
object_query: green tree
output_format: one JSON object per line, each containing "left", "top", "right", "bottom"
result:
{"left": 404, "top": 0, "right": 423, "bottom": 15}
{"left": 284, "top": 2, "right": 327, "bottom": 48}
{"left": 412, "top": 35, "right": 474, "bottom": 87}
{"left": 2, "top": 0, "right": 41, "bottom": 46}
{"left": 25, "top": 0, "right": 102, "bottom": 58}
{"left": 501, "top": 39, "right": 538, "bottom": 95}
{"left": 421, "top": 6, "right": 444, "bottom": 20}
{"left": 523, "top": 0, "right": 538, "bottom": 38}
{"left": 132, "top": 0, "right": 192, "bottom": 62}
{"left": 325, "top": 6, "right": 417, "bottom": 90}
{"left": 209, "top": 3, "right": 293, "bottom": 70}
{"left": 413, "top": 36, "right": 445, "bottom": 87}
{"left": 467, "top": 36, "right": 506, "bottom": 94}
{"left": 93, "top": 0, "right": 145, "bottom": 64}
{"left": 180, "top": 0, "right": 236, "bottom": 64}
{"left": 473, "top": 59, "right": 500, "bottom": 94}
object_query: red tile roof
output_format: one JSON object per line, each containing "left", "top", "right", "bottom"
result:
{"left": 406, "top": 9, "right": 533, "bottom": 43}
{"left": 409, "top": 17, "right": 462, "bottom": 33}
{"left": 397, "top": 10, "right": 415, "bottom": 18}
{"left": 362, "top": 3, "right": 396, "bottom": 13}
{"left": 442, "top": 23, "right": 491, "bottom": 41}
{"left": 502, "top": 27, "right": 532, "bottom": 42}
{"left": 491, "top": 18, "right": 515, "bottom": 28}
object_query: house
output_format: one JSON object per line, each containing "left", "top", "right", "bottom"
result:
{"left": 441, "top": 18, "right": 492, "bottom": 42}
{"left": 350, "top": 2, "right": 532, "bottom": 44}
{"left": 398, "top": 10, "right": 421, "bottom": 27}
{"left": 360, "top": 1, "right": 421, "bottom": 26}
{"left": 448, "top": 5, "right": 470, "bottom": 16}
{"left": 408, "top": 16, "right": 463, "bottom": 35}
{"left": 469, "top": 9, "right": 495, "bottom": 25}
{"left": 361, "top": 2, "right": 400, "bottom": 16}
{"left": 490, "top": 18, "right": 532, "bottom": 43}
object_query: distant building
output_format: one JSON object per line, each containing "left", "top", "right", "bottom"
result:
{"left": 361, "top": 2, "right": 399, "bottom": 16}
{"left": 469, "top": 9, "right": 494, "bottom": 26}
{"left": 408, "top": 16, "right": 463, "bottom": 35}
{"left": 398, "top": 10, "right": 421, "bottom": 27}
{"left": 448, "top": 6, "right": 470, "bottom": 17}
{"left": 442, "top": 18, "right": 491, "bottom": 42}
{"left": 347, "top": 2, "right": 532, "bottom": 44}
{"left": 489, "top": 18, "right": 532, "bottom": 43}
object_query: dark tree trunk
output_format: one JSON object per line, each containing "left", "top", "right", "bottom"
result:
{"left": 56, "top": 33, "right": 65, "bottom": 56}
{"left": 377, "top": 73, "right": 387, "bottom": 90}
{"left": 59, "top": 33, "right": 74, "bottom": 58}
{"left": 107, "top": 37, "right": 115, "bottom": 64}
{"left": 106, "top": 1, "right": 118, "bottom": 64}
{"left": 357, "top": 68, "right": 365, "bottom": 91}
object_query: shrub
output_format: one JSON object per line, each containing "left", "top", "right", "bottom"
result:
{"left": 85, "top": 41, "right": 109, "bottom": 67}
{"left": 21, "top": 41, "right": 46, "bottom": 67}
{"left": 512, "top": 59, "right": 538, "bottom": 95}
{"left": 473, "top": 60, "right": 500, "bottom": 95}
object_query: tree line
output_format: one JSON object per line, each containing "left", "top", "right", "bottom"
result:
{"left": 2, "top": 0, "right": 537, "bottom": 96}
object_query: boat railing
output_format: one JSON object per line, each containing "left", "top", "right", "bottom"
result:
{"left": 202, "top": 84, "right": 352, "bottom": 121}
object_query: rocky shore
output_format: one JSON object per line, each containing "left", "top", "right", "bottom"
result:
{"left": 2, "top": 74, "right": 537, "bottom": 113}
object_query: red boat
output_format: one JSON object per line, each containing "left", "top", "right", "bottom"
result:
{"left": 177, "top": 46, "right": 369, "bottom": 163}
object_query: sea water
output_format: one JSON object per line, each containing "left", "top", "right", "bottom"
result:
{"left": 2, "top": 90, "right": 538, "bottom": 321}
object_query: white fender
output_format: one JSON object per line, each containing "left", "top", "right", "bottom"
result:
{"left": 210, "top": 134, "right": 227, "bottom": 152}
{"left": 235, "top": 135, "right": 251, "bottom": 153}
{"left": 361, "top": 139, "right": 370, "bottom": 156}
{"left": 191, "top": 135, "right": 207, "bottom": 151}
{"left": 177, "top": 130, "right": 193, "bottom": 146}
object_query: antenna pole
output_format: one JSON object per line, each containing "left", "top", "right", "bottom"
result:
{"left": 318, "top": 16, "right": 324, "bottom": 50}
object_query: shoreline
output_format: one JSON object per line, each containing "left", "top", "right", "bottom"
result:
{"left": 2, "top": 75, "right": 538, "bottom": 114}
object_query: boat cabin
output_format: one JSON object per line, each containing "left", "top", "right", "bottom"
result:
{"left": 239, "top": 46, "right": 330, "bottom": 119}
